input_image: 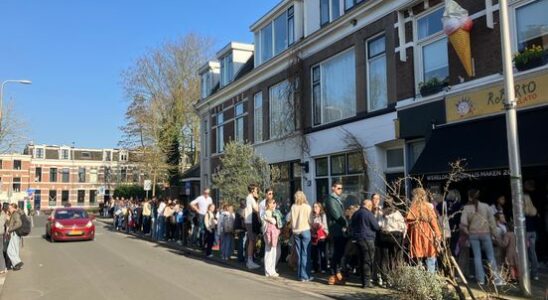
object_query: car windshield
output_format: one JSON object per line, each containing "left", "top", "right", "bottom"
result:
{"left": 54, "top": 210, "right": 88, "bottom": 220}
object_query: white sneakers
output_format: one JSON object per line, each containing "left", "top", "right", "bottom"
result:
{"left": 247, "top": 260, "right": 260, "bottom": 269}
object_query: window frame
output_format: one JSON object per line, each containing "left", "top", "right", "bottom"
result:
{"left": 13, "top": 160, "right": 22, "bottom": 170}
{"left": 366, "top": 33, "right": 388, "bottom": 112}
{"left": 385, "top": 147, "right": 405, "bottom": 173}
{"left": 35, "top": 147, "right": 45, "bottom": 159}
{"left": 413, "top": 5, "right": 448, "bottom": 92}
{"left": 215, "top": 113, "right": 225, "bottom": 153}
{"left": 12, "top": 177, "right": 21, "bottom": 193}
{"left": 510, "top": 0, "right": 548, "bottom": 53}
{"left": 344, "top": 0, "right": 364, "bottom": 11}
{"left": 269, "top": 80, "right": 295, "bottom": 139}
{"left": 257, "top": 5, "right": 295, "bottom": 65}
{"left": 35, "top": 167, "right": 42, "bottom": 182}
{"left": 234, "top": 102, "right": 245, "bottom": 143}
{"left": 50, "top": 168, "right": 58, "bottom": 182}
{"left": 321, "top": 0, "right": 341, "bottom": 26}
{"left": 220, "top": 53, "right": 234, "bottom": 87}
{"left": 77, "top": 190, "right": 85, "bottom": 204}
{"left": 253, "top": 92, "right": 264, "bottom": 143}
{"left": 311, "top": 48, "right": 357, "bottom": 126}
{"left": 78, "top": 167, "right": 86, "bottom": 183}
{"left": 62, "top": 168, "right": 70, "bottom": 183}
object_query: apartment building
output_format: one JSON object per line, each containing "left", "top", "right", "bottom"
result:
{"left": 196, "top": 0, "right": 548, "bottom": 208}
{"left": 0, "top": 144, "right": 141, "bottom": 210}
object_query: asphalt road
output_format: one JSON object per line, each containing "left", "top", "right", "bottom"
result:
{"left": 0, "top": 216, "right": 325, "bottom": 300}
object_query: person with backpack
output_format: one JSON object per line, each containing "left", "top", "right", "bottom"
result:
{"left": 220, "top": 204, "right": 235, "bottom": 260}
{"left": 7, "top": 203, "right": 24, "bottom": 271}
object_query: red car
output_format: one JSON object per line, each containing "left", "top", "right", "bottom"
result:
{"left": 46, "top": 208, "right": 95, "bottom": 242}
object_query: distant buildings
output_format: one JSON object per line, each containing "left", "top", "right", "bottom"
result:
{"left": 0, "top": 144, "right": 142, "bottom": 209}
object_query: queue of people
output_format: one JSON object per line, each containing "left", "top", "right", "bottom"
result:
{"left": 107, "top": 180, "right": 543, "bottom": 289}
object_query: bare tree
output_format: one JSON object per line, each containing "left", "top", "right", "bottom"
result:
{"left": 0, "top": 101, "right": 28, "bottom": 154}
{"left": 120, "top": 33, "right": 212, "bottom": 195}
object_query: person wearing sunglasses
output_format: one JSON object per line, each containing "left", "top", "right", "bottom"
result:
{"left": 325, "top": 181, "right": 348, "bottom": 285}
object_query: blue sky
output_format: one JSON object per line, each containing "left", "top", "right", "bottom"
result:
{"left": 0, "top": 0, "right": 279, "bottom": 149}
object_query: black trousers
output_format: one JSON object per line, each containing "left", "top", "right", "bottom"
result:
{"left": 331, "top": 236, "right": 347, "bottom": 275}
{"left": 204, "top": 229, "right": 215, "bottom": 256}
{"left": 357, "top": 239, "right": 376, "bottom": 285}
{"left": 312, "top": 239, "right": 328, "bottom": 272}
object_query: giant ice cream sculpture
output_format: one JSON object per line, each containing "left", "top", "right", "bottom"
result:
{"left": 443, "top": 0, "right": 474, "bottom": 77}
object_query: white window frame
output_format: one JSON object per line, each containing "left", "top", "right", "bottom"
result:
{"left": 253, "top": 92, "right": 263, "bottom": 143}
{"left": 119, "top": 150, "right": 128, "bottom": 162}
{"left": 215, "top": 113, "right": 224, "bottom": 153}
{"left": 413, "top": 5, "right": 448, "bottom": 92}
{"left": 59, "top": 147, "right": 71, "bottom": 160}
{"left": 509, "top": 0, "right": 547, "bottom": 54}
{"left": 103, "top": 149, "right": 113, "bottom": 161}
{"left": 269, "top": 80, "right": 294, "bottom": 139}
{"left": 320, "top": 0, "right": 342, "bottom": 26}
{"left": 256, "top": 5, "right": 295, "bottom": 65}
{"left": 34, "top": 147, "right": 45, "bottom": 159}
{"left": 234, "top": 102, "right": 245, "bottom": 143}
{"left": 220, "top": 54, "right": 233, "bottom": 87}
{"left": 311, "top": 48, "right": 356, "bottom": 126}
{"left": 366, "top": 33, "right": 388, "bottom": 112}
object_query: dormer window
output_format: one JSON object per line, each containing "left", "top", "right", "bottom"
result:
{"left": 60, "top": 147, "right": 70, "bottom": 160}
{"left": 199, "top": 61, "right": 220, "bottom": 99}
{"left": 34, "top": 147, "right": 45, "bottom": 159}
{"left": 255, "top": 5, "right": 295, "bottom": 65}
{"left": 119, "top": 150, "right": 128, "bottom": 162}
{"left": 220, "top": 54, "right": 234, "bottom": 87}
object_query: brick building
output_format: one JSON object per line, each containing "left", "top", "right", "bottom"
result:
{"left": 0, "top": 144, "right": 142, "bottom": 210}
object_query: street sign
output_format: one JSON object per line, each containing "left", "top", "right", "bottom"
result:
{"left": 98, "top": 186, "right": 105, "bottom": 195}
{"left": 144, "top": 180, "right": 152, "bottom": 191}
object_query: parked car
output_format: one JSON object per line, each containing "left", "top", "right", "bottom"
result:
{"left": 46, "top": 208, "right": 95, "bottom": 242}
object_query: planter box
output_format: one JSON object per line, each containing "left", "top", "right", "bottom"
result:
{"left": 515, "top": 53, "right": 548, "bottom": 71}
{"left": 420, "top": 84, "right": 444, "bottom": 97}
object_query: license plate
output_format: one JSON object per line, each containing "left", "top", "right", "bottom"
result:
{"left": 68, "top": 231, "right": 83, "bottom": 236}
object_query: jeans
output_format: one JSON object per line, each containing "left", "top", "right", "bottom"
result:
{"left": 357, "top": 240, "right": 375, "bottom": 285}
{"left": 425, "top": 257, "right": 437, "bottom": 274}
{"left": 469, "top": 234, "right": 502, "bottom": 284}
{"left": 311, "top": 240, "right": 327, "bottom": 272}
{"left": 156, "top": 216, "right": 166, "bottom": 241}
{"left": 142, "top": 216, "right": 151, "bottom": 234}
{"left": 7, "top": 233, "right": 21, "bottom": 266}
{"left": 236, "top": 231, "right": 246, "bottom": 262}
{"left": 294, "top": 230, "right": 312, "bottom": 281}
{"left": 527, "top": 231, "right": 539, "bottom": 277}
{"left": 331, "top": 236, "right": 347, "bottom": 275}
{"left": 204, "top": 229, "right": 215, "bottom": 256}
{"left": 221, "top": 233, "right": 234, "bottom": 259}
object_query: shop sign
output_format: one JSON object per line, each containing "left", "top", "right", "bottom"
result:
{"left": 426, "top": 169, "right": 510, "bottom": 181}
{"left": 446, "top": 71, "right": 548, "bottom": 122}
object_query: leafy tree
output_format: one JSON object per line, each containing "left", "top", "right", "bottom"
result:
{"left": 212, "top": 142, "right": 275, "bottom": 206}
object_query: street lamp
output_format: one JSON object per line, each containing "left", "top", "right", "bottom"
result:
{"left": 0, "top": 79, "right": 32, "bottom": 121}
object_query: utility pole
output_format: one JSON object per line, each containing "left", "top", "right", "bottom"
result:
{"left": 499, "top": 0, "right": 531, "bottom": 296}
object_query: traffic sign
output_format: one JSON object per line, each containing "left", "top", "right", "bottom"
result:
{"left": 144, "top": 180, "right": 152, "bottom": 191}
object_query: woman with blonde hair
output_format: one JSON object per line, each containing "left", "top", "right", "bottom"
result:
{"left": 286, "top": 191, "right": 313, "bottom": 282}
{"left": 406, "top": 188, "right": 441, "bottom": 273}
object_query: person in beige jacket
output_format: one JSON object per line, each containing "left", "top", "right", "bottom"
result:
{"left": 286, "top": 191, "right": 312, "bottom": 282}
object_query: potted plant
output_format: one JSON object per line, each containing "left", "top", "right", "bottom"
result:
{"left": 513, "top": 45, "right": 548, "bottom": 71}
{"left": 419, "top": 77, "right": 448, "bottom": 97}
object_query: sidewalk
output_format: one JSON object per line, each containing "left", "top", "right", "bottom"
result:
{"left": 96, "top": 218, "right": 545, "bottom": 300}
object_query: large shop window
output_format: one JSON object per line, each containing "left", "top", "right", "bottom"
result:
{"left": 315, "top": 152, "right": 365, "bottom": 206}
{"left": 416, "top": 7, "right": 448, "bottom": 84}
{"left": 320, "top": 0, "right": 341, "bottom": 26}
{"left": 234, "top": 103, "right": 245, "bottom": 143}
{"left": 312, "top": 49, "right": 356, "bottom": 126}
{"left": 270, "top": 80, "right": 294, "bottom": 139}
{"left": 256, "top": 6, "right": 295, "bottom": 65}
{"left": 367, "top": 35, "right": 388, "bottom": 111}
{"left": 515, "top": 0, "right": 548, "bottom": 51}
{"left": 216, "top": 113, "right": 224, "bottom": 153}
{"left": 254, "top": 92, "right": 263, "bottom": 143}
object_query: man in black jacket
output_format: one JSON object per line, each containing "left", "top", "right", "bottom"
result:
{"left": 350, "top": 199, "right": 379, "bottom": 288}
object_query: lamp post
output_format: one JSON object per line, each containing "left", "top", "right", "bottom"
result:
{"left": 0, "top": 79, "right": 32, "bottom": 121}
{"left": 499, "top": 0, "right": 531, "bottom": 296}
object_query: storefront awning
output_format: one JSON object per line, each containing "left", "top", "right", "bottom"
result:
{"left": 410, "top": 107, "right": 548, "bottom": 176}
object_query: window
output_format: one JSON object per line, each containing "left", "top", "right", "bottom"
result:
{"left": 61, "top": 190, "right": 69, "bottom": 205}
{"left": 269, "top": 80, "right": 294, "bottom": 139}
{"left": 235, "top": 103, "right": 245, "bottom": 143}
{"left": 408, "top": 140, "right": 425, "bottom": 169}
{"left": 416, "top": 7, "right": 448, "bottom": 84}
{"left": 35, "top": 167, "right": 42, "bottom": 182}
{"left": 201, "top": 72, "right": 211, "bottom": 99}
{"left": 345, "top": 0, "right": 363, "bottom": 10}
{"left": 315, "top": 152, "right": 365, "bottom": 206}
{"left": 50, "top": 168, "right": 58, "bottom": 182}
{"left": 312, "top": 49, "right": 356, "bottom": 126}
{"left": 220, "top": 53, "right": 233, "bottom": 87}
{"left": 62, "top": 168, "right": 70, "bottom": 183}
{"left": 61, "top": 148, "right": 70, "bottom": 160}
{"left": 386, "top": 148, "right": 404, "bottom": 169}
{"left": 216, "top": 113, "right": 224, "bottom": 153}
{"left": 0, "top": 160, "right": 2, "bottom": 169}
{"left": 254, "top": 92, "right": 263, "bottom": 143}
{"left": 103, "top": 150, "right": 112, "bottom": 161}
{"left": 35, "top": 190, "right": 42, "bottom": 210}
{"left": 81, "top": 151, "right": 91, "bottom": 159}
{"left": 119, "top": 151, "right": 128, "bottom": 162}
{"left": 89, "top": 190, "right": 97, "bottom": 204}
{"left": 49, "top": 190, "right": 57, "bottom": 206}
{"left": 256, "top": 6, "right": 295, "bottom": 65}
{"left": 320, "top": 0, "right": 341, "bottom": 26}
{"left": 121, "top": 168, "right": 127, "bottom": 182}
{"left": 13, "top": 160, "right": 21, "bottom": 170}
{"left": 367, "top": 35, "right": 388, "bottom": 111}
{"left": 12, "top": 177, "right": 21, "bottom": 192}
{"left": 77, "top": 190, "right": 85, "bottom": 204}
{"left": 78, "top": 167, "right": 86, "bottom": 183}
{"left": 515, "top": 0, "right": 548, "bottom": 51}
{"left": 90, "top": 169, "right": 98, "bottom": 184}
{"left": 35, "top": 147, "right": 44, "bottom": 159}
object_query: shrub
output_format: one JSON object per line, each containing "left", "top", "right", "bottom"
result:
{"left": 389, "top": 265, "right": 456, "bottom": 300}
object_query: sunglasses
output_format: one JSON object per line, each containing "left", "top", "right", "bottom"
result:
{"left": 336, "top": 187, "right": 343, "bottom": 190}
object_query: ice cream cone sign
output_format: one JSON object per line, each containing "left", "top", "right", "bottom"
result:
{"left": 443, "top": 0, "right": 474, "bottom": 77}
